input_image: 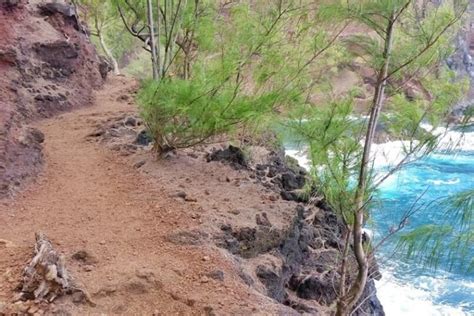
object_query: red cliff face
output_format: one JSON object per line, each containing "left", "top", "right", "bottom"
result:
{"left": 0, "top": 0, "right": 106, "bottom": 197}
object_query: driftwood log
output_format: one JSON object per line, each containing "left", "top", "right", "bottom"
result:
{"left": 18, "top": 232, "right": 94, "bottom": 305}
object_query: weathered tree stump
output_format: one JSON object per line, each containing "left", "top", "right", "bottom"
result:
{"left": 18, "top": 232, "right": 94, "bottom": 306}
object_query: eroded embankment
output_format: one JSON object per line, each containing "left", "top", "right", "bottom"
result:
{"left": 0, "top": 0, "right": 105, "bottom": 197}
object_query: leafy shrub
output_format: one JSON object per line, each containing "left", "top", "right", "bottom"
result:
{"left": 136, "top": 1, "right": 360, "bottom": 156}
{"left": 138, "top": 78, "right": 279, "bottom": 155}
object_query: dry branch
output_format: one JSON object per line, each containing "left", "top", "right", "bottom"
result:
{"left": 17, "top": 232, "right": 95, "bottom": 306}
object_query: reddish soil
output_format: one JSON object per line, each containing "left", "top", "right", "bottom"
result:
{"left": 0, "top": 0, "right": 104, "bottom": 197}
{"left": 0, "top": 76, "right": 300, "bottom": 315}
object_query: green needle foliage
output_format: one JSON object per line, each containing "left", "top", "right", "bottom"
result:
{"left": 138, "top": 78, "right": 281, "bottom": 153}
{"left": 138, "top": 0, "right": 349, "bottom": 155}
{"left": 287, "top": 97, "right": 364, "bottom": 222}
{"left": 397, "top": 190, "right": 474, "bottom": 273}
{"left": 288, "top": 1, "right": 468, "bottom": 314}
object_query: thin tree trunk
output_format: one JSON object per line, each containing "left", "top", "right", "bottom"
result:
{"left": 156, "top": 0, "right": 162, "bottom": 78}
{"left": 166, "top": 0, "right": 174, "bottom": 73}
{"left": 336, "top": 13, "right": 395, "bottom": 316}
{"left": 338, "top": 228, "right": 352, "bottom": 298}
{"left": 162, "top": 0, "right": 170, "bottom": 77}
{"left": 171, "top": 0, "right": 187, "bottom": 75}
{"left": 184, "top": 54, "right": 190, "bottom": 79}
{"left": 147, "top": 0, "right": 159, "bottom": 80}
{"left": 163, "top": 0, "right": 187, "bottom": 77}
{"left": 97, "top": 30, "right": 120, "bottom": 75}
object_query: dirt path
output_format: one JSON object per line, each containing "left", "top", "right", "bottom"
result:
{"left": 0, "top": 77, "right": 286, "bottom": 315}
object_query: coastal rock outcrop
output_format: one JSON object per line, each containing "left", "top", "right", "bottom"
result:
{"left": 211, "top": 145, "right": 385, "bottom": 315}
{"left": 90, "top": 115, "right": 385, "bottom": 315}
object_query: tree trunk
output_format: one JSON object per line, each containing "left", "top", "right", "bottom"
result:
{"left": 166, "top": 0, "right": 174, "bottom": 74}
{"left": 156, "top": 0, "right": 162, "bottom": 78}
{"left": 162, "top": 0, "right": 170, "bottom": 77}
{"left": 338, "top": 228, "right": 352, "bottom": 298}
{"left": 170, "top": 0, "right": 187, "bottom": 76}
{"left": 336, "top": 13, "right": 395, "bottom": 316}
{"left": 147, "top": 0, "right": 159, "bottom": 80}
{"left": 183, "top": 49, "right": 190, "bottom": 79}
{"left": 97, "top": 30, "right": 120, "bottom": 76}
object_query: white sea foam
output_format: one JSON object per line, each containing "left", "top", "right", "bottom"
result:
{"left": 420, "top": 123, "right": 474, "bottom": 152}
{"left": 426, "top": 178, "right": 460, "bottom": 185}
{"left": 286, "top": 124, "right": 474, "bottom": 172}
{"left": 375, "top": 270, "right": 470, "bottom": 316}
{"left": 370, "top": 140, "right": 419, "bottom": 169}
{"left": 370, "top": 131, "right": 474, "bottom": 315}
{"left": 285, "top": 148, "right": 311, "bottom": 170}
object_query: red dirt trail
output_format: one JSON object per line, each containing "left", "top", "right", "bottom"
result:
{"left": 0, "top": 76, "right": 287, "bottom": 315}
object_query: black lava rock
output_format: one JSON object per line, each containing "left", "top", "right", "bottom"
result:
{"left": 281, "top": 172, "right": 305, "bottom": 191}
{"left": 207, "top": 145, "right": 247, "bottom": 169}
{"left": 135, "top": 130, "right": 153, "bottom": 146}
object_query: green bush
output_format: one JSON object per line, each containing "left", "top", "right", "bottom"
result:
{"left": 138, "top": 78, "right": 280, "bottom": 155}
{"left": 135, "top": 1, "right": 357, "bottom": 156}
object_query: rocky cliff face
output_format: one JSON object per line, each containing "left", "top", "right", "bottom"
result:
{"left": 447, "top": 2, "right": 474, "bottom": 115}
{"left": 0, "top": 0, "right": 105, "bottom": 197}
{"left": 451, "top": 3, "right": 474, "bottom": 80}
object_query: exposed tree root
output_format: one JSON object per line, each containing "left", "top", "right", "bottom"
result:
{"left": 17, "top": 232, "right": 95, "bottom": 306}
